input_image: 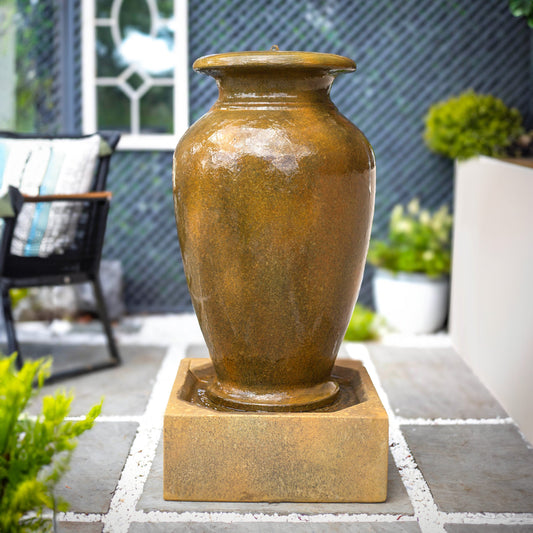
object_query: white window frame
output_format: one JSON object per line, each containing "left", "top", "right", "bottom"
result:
{"left": 81, "top": 0, "right": 189, "bottom": 150}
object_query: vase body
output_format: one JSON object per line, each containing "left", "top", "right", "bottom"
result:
{"left": 173, "top": 51, "right": 376, "bottom": 411}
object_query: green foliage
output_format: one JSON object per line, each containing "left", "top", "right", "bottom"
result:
{"left": 14, "top": 1, "right": 55, "bottom": 132}
{"left": 9, "top": 289, "right": 29, "bottom": 309}
{"left": 510, "top": 0, "right": 533, "bottom": 27}
{"left": 0, "top": 355, "right": 102, "bottom": 532}
{"left": 344, "top": 304, "right": 383, "bottom": 342}
{"left": 424, "top": 90, "right": 523, "bottom": 160}
{"left": 367, "top": 199, "right": 453, "bottom": 277}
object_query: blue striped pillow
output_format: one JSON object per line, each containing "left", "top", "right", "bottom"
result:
{"left": 0, "top": 135, "right": 102, "bottom": 257}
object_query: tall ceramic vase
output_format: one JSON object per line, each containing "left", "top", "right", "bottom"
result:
{"left": 173, "top": 50, "right": 375, "bottom": 411}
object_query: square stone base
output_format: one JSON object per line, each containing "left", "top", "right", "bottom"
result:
{"left": 164, "top": 358, "right": 388, "bottom": 502}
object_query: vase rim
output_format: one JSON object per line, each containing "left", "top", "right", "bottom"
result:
{"left": 193, "top": 50, "right": 356, "bottom": 73}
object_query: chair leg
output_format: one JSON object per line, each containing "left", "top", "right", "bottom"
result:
{"left": 92, "top": 277, "right": 121, "bottom": 364}
{"left": 1, "top": 285, "right": 22, "bottom": 369}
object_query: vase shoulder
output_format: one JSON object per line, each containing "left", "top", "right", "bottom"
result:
{"left": 175, "top": 107, "right": 375, "bottom": 175}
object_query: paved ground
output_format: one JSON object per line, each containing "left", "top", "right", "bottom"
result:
{"left": 4, "top": 315, "right": 533, "bottom": 533}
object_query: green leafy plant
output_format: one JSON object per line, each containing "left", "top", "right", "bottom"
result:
{"left": 9, "top": 289, "right": 29, "bottom": 309}
{"left": 344, "top": 304, "right": 383, "bottom": 342}
{"left": 510, "top": 0, "right": 533, "bottom": 27}
{"left": 367, "top": 198, "right": 453, "bottom": 278}
{"left": 0, "top": 355, "right": 102, "bottom": 532}
{"left": 424, "top": 90, "right": 523, "bottom": 160}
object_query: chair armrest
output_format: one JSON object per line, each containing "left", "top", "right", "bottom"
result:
{"left": 22, "top": 191, "right": 113, "bottom": 203}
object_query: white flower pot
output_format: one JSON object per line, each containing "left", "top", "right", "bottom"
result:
{"left": 373, "top": 268, "right": 449, "bottom": 334}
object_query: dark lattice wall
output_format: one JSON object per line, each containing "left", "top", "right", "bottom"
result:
{"left": 34, "top": 1, "right": 533, "bottom": 311}
{"left": 102, "top": 151, "right": 190, "bottom": 311}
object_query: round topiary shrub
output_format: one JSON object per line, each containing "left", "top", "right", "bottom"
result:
{"left": 424, "top": 90, "right": 523, "bottom": 160}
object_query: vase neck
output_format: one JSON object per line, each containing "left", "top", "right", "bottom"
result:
{"left": 212, "top": 70, "right": 335, "bottom": 108}
{"left": 193, "top": 50, "right": 356, "bottom": 109}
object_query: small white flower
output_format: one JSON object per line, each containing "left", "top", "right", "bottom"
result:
{"left": 419, "top": 210, "right": 431, "bottom": 225}
{"left": 391, "top": 204, "right": 404, "bottom": 222}
{"left": 395, "top": 220, "right": 412, "bottom": 233}
{"left": 407, "top": 198, "right": 420, "bottom": 215}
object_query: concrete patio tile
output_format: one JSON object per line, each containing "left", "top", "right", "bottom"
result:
{"left": 444, "top": 525, "right": 533, "bottom": 533}
{"left": 56, "top": 421, "right": 138, "bottom": 513}
{"left": 27, "top": 344, "right": 167, "bottom": 416}
{"left": 137, "top": 439, "right": 413, "bottom": 515}
{"left": 129, "top": 522, "right": 421, "bottom": 532}
{"left": 3, "top": 341, "right": 115, "bottom": 373}
{"left": 57, "top": 523, "right": 103, "bottom": 533}
{"left": 403, "top": 424, "right": 533, "bottom": 513}
{"left": 366, "top": 345, "right": 507, "bottom": 419}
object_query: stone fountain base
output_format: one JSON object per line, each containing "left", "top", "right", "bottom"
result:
{"left": 163, "top": 358, "right": 388, "bottom": 502}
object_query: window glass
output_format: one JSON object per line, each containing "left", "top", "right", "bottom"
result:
{"left": 96, "top": 26, "right": 121, "bottom": 77}
{"left": 140, "top": 86, "right": 173, "bottom": 134}
{"left": 96, "top": 0, "right": 111, "bottom": 17}
{"left": 97, "top": 86, "right": 131, "bottom": 130}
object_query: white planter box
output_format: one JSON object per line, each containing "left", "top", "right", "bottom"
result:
{"left": 450, "top": 156, "right": 533, "bottom": 443}
{"left": 373, "top": 268, "right": 449, "bottom": 334}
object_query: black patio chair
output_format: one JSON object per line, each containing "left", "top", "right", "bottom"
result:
{"left": 0, "top": 131, "right": 121, "bottom": 381}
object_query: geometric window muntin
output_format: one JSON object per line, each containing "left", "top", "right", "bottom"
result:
{"left": 82, "top": 0, "right": 189, "bottom": 150}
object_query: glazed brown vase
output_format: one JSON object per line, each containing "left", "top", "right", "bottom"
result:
{"left": 173, "top": 50, "right": 376, "bottom": 411}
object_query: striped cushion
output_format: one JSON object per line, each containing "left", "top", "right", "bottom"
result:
{"left": 0, "top": 135, "right": 102, "bottom": 257}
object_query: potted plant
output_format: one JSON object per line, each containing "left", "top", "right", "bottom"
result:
{"left": 367, "top": 198, "right": 453, "bottom": 334}
{"left": 423, "top": 90, "right": 524, "bottom": 161}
